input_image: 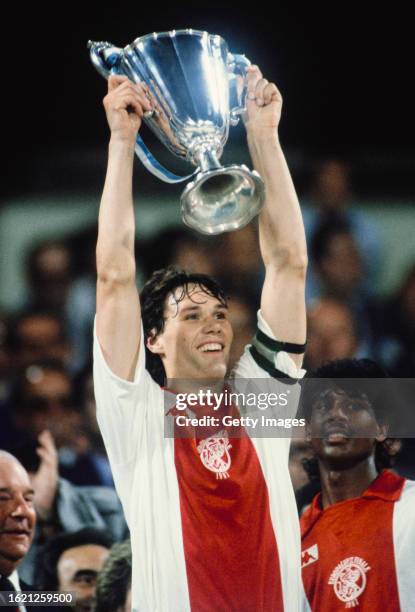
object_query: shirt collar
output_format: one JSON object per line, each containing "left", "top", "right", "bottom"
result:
{"left": 301, "top": 470, "right": 406, "bottom": 538}
{"left": 0, "top": 569, "right": 20, "bottom": 591}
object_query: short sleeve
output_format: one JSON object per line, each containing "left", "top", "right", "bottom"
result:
{"left": 231, "top": 310, "right": 305, "bottom": 423}
{"left": 232, "top": 310, "right": 306, "bottom": 381}
{"left": 93, "top": 318, "right": 162, "bottom": 469}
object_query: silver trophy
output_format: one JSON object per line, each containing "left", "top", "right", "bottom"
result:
{"left": 88, "top": 30, "right": 265, "bottom": 234}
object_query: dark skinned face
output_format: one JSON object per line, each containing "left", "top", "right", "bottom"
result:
{"left": 307, "top": 389, "right": 387, "bottom": 470}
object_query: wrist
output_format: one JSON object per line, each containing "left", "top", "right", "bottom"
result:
{"left": 109, "top": 134, "right": 137, "bottom": 152}
{"left": 246, "top": 128, "right": 280, "bottom": 147}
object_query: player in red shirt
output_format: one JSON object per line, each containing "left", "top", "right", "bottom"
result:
{"left": 300, "top": 359, "right": 414, "bottom": 611}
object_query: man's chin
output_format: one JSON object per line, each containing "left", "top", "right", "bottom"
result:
{"left": 203, "top": 363, "right": 227, "bottom": 379}
{"left": 196, "top": 356, "right": 228, "bottom": 378}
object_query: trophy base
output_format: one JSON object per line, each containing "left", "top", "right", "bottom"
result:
{"left": 180, "top": 165, "right": 265, "bottom": 235}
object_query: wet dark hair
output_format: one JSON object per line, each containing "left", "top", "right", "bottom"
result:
{"left": 140, "top": 266, "right": 227, "bottom": 385}
{"left": 300, "top": 358, "right": 390, "bottom": 423}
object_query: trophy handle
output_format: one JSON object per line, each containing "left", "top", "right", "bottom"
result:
{"left": 134, "top": 136, "right": 197, "bottom": 184}
{"left": 227, "top": 53, "right": 251, "bottom": 126}
{"left": 88, "top": 40, "right": 123, "bottom": 78}
{"left": 88, "top": 40, "right": 197, "bottom": 184}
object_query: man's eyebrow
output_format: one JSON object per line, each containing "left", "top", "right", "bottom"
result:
{"left": 180, "top": 305, "right": 202, "bottom": 312}
{"left": 180, "top": 303, "right": 228, "bottom": 313}
{"left": 73, "top": 569, "right": 98, "bottom": 580}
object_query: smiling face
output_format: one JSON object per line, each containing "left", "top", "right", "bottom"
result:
{"left": 307, "top": 389, "right": 387, "bottom": 470}
{"left": 147, "top": 285, "right": 233, "bottom": 382}
{"left": 0, "top": 454, "right": 36, "bottom": 576}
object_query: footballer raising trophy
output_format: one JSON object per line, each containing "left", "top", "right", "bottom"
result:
{"left": 88, "top": 29, "right": 265, "bottom": 234}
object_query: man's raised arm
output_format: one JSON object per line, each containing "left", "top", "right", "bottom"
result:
{"left": 96, "top": 75, "right": 152, "bottom": 380}
{"left": 245, "top": 67, "right": 307, "bottom": 367}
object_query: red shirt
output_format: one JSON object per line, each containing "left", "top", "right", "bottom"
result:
{"left": 301, "top": 470, "right": 406, "bottom": 611}
{"left": 173, "top": 400, "right": 284, "bottom": 611}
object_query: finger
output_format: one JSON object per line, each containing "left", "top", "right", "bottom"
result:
{"left": 36, "top": 447, "right": 52, "bottom": 462}
{"left": 117, "top": 80, "right": 149, "bottom": 99}
{"left": 263, "top": 82, "right": 281, "bottom": 106}
{"left": 108, "top": 74, "right": 129, "bottom": 92}
{"left": 254, "top": 78, "right": 269, "bottom": 106}
{"left": 38, "top": 429, "right": 56, "bottom": 453}
{"left": 115, "top": 94, "right": 147, "bottom": 117}
{"left": 246, "top": 65, "right": 263, "bottom": 101}
{"left": 112, "top": 86, "right": 152, "bottom": 112}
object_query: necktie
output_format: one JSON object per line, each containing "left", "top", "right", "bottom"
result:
{"left": 0, "top": 575, "right": 19, "bottom": 611}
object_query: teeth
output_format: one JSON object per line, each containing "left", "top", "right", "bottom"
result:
{"left": 199, "top": 343, "right": 222, "bottom": 352}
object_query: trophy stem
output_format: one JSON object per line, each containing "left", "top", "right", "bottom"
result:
{"left": 193, "top": 149, "right": 222, "bottom": 173}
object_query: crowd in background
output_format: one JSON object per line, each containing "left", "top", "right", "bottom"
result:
{"left": 0, "top": 158, "right": 414, "bottom": 609}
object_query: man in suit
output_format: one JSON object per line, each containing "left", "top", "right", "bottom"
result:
{"left": 0, "top": 450, "right": 66, "bottom": 611}
{"left": 0, "top": 449, "right": 36, "bottom": 610}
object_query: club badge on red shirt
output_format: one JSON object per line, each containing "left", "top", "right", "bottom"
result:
{"left": 328, "top": 556, "right": 371, "bottom": 608}
{"left": 197, "top": 430, "right": 232, "bottom": 479}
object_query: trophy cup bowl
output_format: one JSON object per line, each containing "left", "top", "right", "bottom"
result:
{"left": 88, "top": 30, "right": 265, "bottom": 234}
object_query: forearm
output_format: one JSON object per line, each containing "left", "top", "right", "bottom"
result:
{"left": 96, "top": 137, "right": 137, "bottom": 282}
{"left": 247, "top": 130, "right": 307, "bottom": 270}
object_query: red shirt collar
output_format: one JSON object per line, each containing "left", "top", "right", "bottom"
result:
{"left": 301, "top": 470, "right": 406, "bottom": 537}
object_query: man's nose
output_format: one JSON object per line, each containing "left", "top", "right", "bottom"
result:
{"left": 327, "top": 399, "right": 349, "bottom": 421}
{"left": 203, "top": 317, "right": 222, "bottom": 333}
{"left": 10, "top": 498, "right": 31, "bottom": 518}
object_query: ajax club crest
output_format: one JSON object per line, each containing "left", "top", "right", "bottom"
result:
{"left": 328, "top": 556, "right": 371, "bottom": 608}
{"left": 197, "top": 430, "right": 232, "bottom": 479}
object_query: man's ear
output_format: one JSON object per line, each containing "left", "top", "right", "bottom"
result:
{"left": 146, "top": 329, "right": 165, "bottom": 355}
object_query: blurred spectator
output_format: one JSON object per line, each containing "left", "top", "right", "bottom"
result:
{"left": 311, "top": 215, "right": 363, "bottom": 299}
{"left": 215, "top": 223, "right": 262, "bottom": 307}
{"left": 227, "top": 292, "right": 256, "bottom": 372}
{"left": 8, "top": 360, "right": 82, "bottom": 452}
{"left": 8, "top": 310, "right": 70, "bottom": 372}
{"left": 0, "top": 313, "right": 11, "bottom": 403}
{"left": 304, "top": 297, "right": 364, "bottom": 370}
{"left": 12, "top": 431, "right": 127, "bottom": 585}
{"left": 72, "top": 365, "right": 114, "bottom": 486}
{"left": 27, "top": 241, "right": 73, "bottom": 313}
{"left": 4, "top": 361, "right": 111, "bottom": 486}
{"left": 24, "top": 238, "right": 92, "bottom": 374}
{"left": 94, "top": 540, "right": 132, "bottom": 612}
{"left": 380, "top": 263, "right": 415, "bottom": 376}
{"left": 303, "top": 158, "right": 382, "bottom": 301}
{"left": 38, "top": 528, "right": 112, "bottom": 612}
{"left": 310, "top": 215, "right": 380, "bottom": 353}
{"left": 140, "top": 227, "right": 218, "bottom": 279}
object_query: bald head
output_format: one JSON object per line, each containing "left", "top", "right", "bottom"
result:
{"left": 0, "top": 451, "right": 36, "bottom": 576}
